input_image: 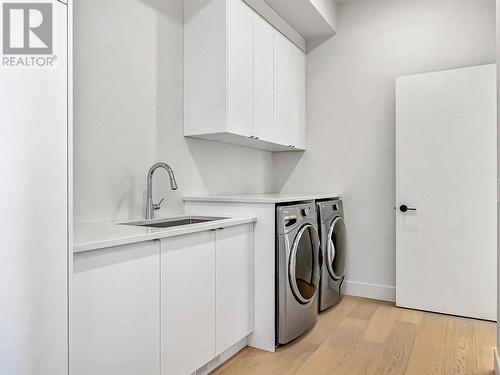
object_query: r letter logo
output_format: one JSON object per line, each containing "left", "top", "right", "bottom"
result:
{"left": 3, "top": 3, "right": 53, "bottom": 55}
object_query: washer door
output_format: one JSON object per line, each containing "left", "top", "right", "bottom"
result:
{"left": 289, "top": 224, "right": 321, "bottom": 304}
{"left": 326, "top": 217, "right": 347, "bottom": 280}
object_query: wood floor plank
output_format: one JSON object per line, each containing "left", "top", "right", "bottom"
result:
{"left": 363, "top": 304, "right": 401, "bottom": 343}
{"left": 348, "top": 299, "right": 378, "bottom": 321}
{"left": 476, "top": 346, "right": 495, "bottom": 375}
{"left": 374, "top": 321, "right": 416, "bottom": 375}
{"left": 344, "top": 340, "right": 385, "bottom": 375}
{"left": 405, "top": 313, "right": 451, "bottom": 375}
{"left": 212, "top": 296, "right": 496, "bottom": 375}
{"left": 443, "top": 317, "right": 478, "bottom": 374}
{"left": 475, "top": 320, "right": 496, "bottom": 375}
{"left": 294, "top": 318, "right": 367, "bottom": 375}
{"left": 398, "top": 308, "right": 423, "bottom": 326}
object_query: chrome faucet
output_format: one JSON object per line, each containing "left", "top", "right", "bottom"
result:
{"left": 145, "top": 162, "right": 178, "bottom": 220}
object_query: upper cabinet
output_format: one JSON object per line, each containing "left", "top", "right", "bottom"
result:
{"left": 184, "top": 0, "right": 306, "bottom": 152}
{"left": 253, "top": 15, "right": 275, "bottom": 143}
{"left": 227, "top": 0, "right": 254, "bottom": 137}
{"left": 274, "top": 31, "right": 306, "bottom": 149}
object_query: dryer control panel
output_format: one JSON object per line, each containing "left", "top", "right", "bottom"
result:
{"left": 277, "top": 202, "right": 317, "bottom": 235}
{"left": 317, "top": 199, "right": 344, "bottom": 224}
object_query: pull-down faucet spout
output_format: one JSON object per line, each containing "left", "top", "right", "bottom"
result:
{"left": 145, "top": 162, "right": 178, "bottom": 220}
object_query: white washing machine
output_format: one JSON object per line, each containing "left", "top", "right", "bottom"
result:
{"left": 317, "top": 199, "right": 347, "bottom": 312}
{"left": 276, "top": 202, "right": 321, "bottom": 345}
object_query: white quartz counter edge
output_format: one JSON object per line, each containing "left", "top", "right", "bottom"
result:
{"left": 183, "top": 193, "right": 341, "bottom": 204}
{"left": 74, "top": 217, "right": 257, "bottom": 253}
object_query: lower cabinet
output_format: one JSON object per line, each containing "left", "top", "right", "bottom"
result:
{"left": 161, "top": 230, "right": 216, "bottom": 375}
{"left": 215, "top": 225, "right": 254, "bottom": 355}
{"left": 71, "top": 241, "right": 160, "bottom": 375}
{"left": 161, "top": 223, "right": 254, "bottom": 374}
{"left": 72, "top": 223, "right": 254, "bottom": 375}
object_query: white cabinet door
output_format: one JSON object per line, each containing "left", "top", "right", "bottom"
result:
{"left": 253, "top": 15, "right": 274, "bottom": 142}
{"left": 274, "top": 32, "right": 307, "bottom": 149}
{"left": 216, "top": 224, "right": 254, "bottom": 355}
{"left": 227, "top": 0, "right": 254, "bottom": 137}
{"left": 71, "top": 241, "right": 160, "bottom": 375}
{"left": 161, "top": 231, "right": 216, "bottom": 375}
{"left": 295, "top": 48, "right": 307, "bottom": 149}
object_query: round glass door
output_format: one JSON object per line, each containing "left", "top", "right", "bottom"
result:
{"left": 289, "top": 224, "right": 321, "bottom": 304}
{"left": 326, "top": 217, "right": 347, "bottom": 280}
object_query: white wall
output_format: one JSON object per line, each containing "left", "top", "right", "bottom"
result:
{"left": 274, "top": 0, "right": 496, "bottom": 300}
{"left": 74, "top": 0, "right": 274, "bottom": 224}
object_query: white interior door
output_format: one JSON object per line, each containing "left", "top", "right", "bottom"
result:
{"left": 396, "top": 64, "right": 497, "bottom": 321}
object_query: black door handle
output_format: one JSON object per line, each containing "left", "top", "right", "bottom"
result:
{"left": 400, "top": 204, "right": 416, "bottom": 213}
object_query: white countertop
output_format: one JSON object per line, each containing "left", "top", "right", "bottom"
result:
{"left": 74, "top": 216, "right": 257, "bottom": 253}
{"left": 183, "top": 193, "right": 341, "bottom": 204}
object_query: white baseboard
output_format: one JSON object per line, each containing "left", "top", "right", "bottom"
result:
{"left": 343, "top": 279, "right": 396, "bottom": 302}
{"left": 194, "top": 336, "right": 248, "bottom": 375}
{"left": 494, "top": 347, "right": 500, "bottom": 375}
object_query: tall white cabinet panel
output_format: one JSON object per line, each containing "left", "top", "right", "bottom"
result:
{"left": 161, "top": 231, "right": 216, "bottom": 375}
{"left": 275, "top": 31, "right": 307, "bottom": 149}
{"left": 253, "top": 15, "right": 275, "bottom": 142}
{"left": 0, "top": 1, "right": 69, "bottom": 373}
{"left": 216, "top": 224, "right": 255, "bottom": 355}
{"left": 71, "top": 241, "right": 160, "bottom": 375}
{"left": 227, "top": 0, "right": 254, "bottom": 137}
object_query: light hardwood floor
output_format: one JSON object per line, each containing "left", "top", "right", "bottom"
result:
{"left": 213, "top": 296, "right": 496, "bottom": 375}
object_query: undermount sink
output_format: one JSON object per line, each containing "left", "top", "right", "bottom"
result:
{"left": 121, "top": 216, "right": 228, "bottom": 229}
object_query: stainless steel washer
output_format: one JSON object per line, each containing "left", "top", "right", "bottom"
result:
{"left": 317, "top": 199, "right": 347, "bottom": 312}
{"left": 276, "top": 202, "right": 321, "bottom": 346}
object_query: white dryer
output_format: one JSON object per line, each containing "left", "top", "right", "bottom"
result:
{"left": 317, "top": 199, "right": 347, "bottom": 312}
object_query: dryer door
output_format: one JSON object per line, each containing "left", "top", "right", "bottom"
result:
{"left": 289, "top": 224, "right": 321, "bottom": 304}
{"left": 326, "top": 217, "right": 347, "bottom": 280}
